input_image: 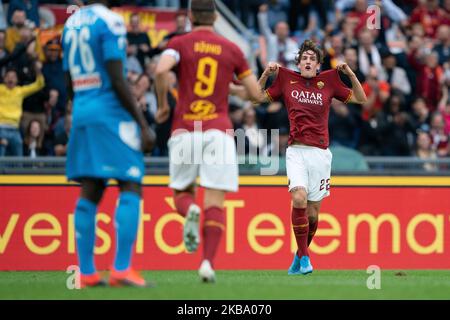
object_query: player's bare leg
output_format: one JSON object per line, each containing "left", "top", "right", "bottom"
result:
{"left": 306, "top": 200, "right": 321, "bottom": 246}
{"left": 174, "top": 184, "right": 201, "bottom": 253}
{"left": 198, "top": 188, "right": 226, "bottom": 283}
{"left": 288, "top": 187, "right": 313, "bottom": 275}
{"left": 76, "top": 178, "right": 107, "bottom": 287}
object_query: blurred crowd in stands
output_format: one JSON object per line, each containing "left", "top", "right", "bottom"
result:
{"left": 0, "top": 0, "right": 449, "bottom": 173}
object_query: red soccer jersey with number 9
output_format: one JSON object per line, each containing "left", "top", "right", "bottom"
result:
{"left": 166, "top": 29, "right": 252, "bottom": 133}
{"left": 266, "top": 67, "right": 352, "bottom": 149}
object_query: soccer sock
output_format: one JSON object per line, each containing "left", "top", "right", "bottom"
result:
{"left": 174, "top": 192, "right": 196, "bottom": 217}
{"left": 292, "top": 207, "right": 309, "bottom": 257}
{"left": 308, "top": 218, "right": 318, "bottom": 247}
{"left": 202, "top": 206, "right": 225, "bottom": 266}
{"left": 113, "top": 192, "right": 141, "bottom": 271}
{"left": 74, "top": 198, "right": 98, "bottom": 275}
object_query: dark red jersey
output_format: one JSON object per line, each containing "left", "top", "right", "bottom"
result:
{"left": 266, "top": 67, "right": 352, "bottom": 149}
{"left": 166, "top": 29, "right": 252, "bottom": 134}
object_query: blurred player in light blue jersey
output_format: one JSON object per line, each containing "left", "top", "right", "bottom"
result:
{"left": 62, "top": 0, "right": 154, "bottom": 288}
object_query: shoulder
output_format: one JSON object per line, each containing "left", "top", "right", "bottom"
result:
{"left": 167, "top": 32, "right": 196, "bottom": 52}
{"left": 279, "top": 66, "right": 296, "bottom": 76}
{"left": 319, "top": 69, "right": 338, "bottom": 79}
{"left": 211, "top": 33, "right": 243, "bottom": 55}
{"left": 92, "top": 5, "right": 126, "bottom": 36}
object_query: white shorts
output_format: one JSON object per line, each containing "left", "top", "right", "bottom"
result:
{"left": 286, "top": 145, "right": 332, "bottom": 202}
{"left": 168, "top": 129, "right": 238, "bottom": 192}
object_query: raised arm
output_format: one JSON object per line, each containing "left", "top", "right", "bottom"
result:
{"left": 336, "top": 63, "right": 368, "bottom": 104}
{"left": 229, "top": 63, "right": 279, "bottom": 104}
{"left": 20, "top": 61, "right": 45, "bottom": 98}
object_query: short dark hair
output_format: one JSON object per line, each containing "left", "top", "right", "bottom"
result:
{"left": 190, "top": 0, "right": 216, "bottom": 26}
{"left": 295, "top": 40, "right": 324, "bottom": 64}
{"left": 130, "top": 12, "right": 140, "bottom": 21}
{"left": 4, "top": 67, "right": 18, "bottom": 76}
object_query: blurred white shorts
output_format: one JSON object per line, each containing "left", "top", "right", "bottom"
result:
{"left": 168, "top": 129, "right": 238, "bottom": 192}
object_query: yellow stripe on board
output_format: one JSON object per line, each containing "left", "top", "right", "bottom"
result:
{"left": 0, "top": 175, "right": 449, "bottom": 187}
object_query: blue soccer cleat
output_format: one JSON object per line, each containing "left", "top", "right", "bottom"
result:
{"left": 300, "top": 256, "right": 313, "bottom": 275}
{"left": 288, "top": 253, "right": 301, "bottom": 275}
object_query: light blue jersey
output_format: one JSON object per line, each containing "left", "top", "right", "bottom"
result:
{"left": 62, "top": 3, "right": 131, "bottom": 127}
{"left": 63, "top": 4, "right": 144, "bottom": 184}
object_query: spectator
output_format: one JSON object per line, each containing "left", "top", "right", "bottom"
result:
{"left": 132, "top": 73, "right": 153, "bottom": 126}
{"left": 438, "top": 76, "right": 450, "bottom": 134}
{"left": 20, "top": 86, "right": 55, "bottom": 149}
{"left": 242, "top": 105, "right": 268, "bottom": 156}
{"left": 379, "top": 51, "right": 411, "bottom": 96}
{"left": 0, "top": 30, "right": 35, "bottom": 75}
{"left": 157, "top": 13, "right": 190, "bottom": 51}
{"left": 0, "top": 0, "right": 6, "bottom": 31}
{"left": 429, "top": 111, "right": 450, "bottom": 157}
{"left": 411, "top": 96, "right": 431, "bottom": 132}
{"left": 323, "top": 32, "right": 346, "bottom": 70}
{"left": 169, "top": 13, "right": 190, "bottom": 37}
{"left": 415, "top": 130, "right": 438, "bottom": 171}
{"left": 127, "top": 12, "right": 152, "bottom": 68}
{"left": 409, "top": 0, "right": 449, "bottom": 38}
{"left": 385, "top": 23, "right": 409, "bottom": 58}
{"left": 257, "top": 4, "right": 298, "bottom": 70}
{"left": 340, "top": 18, "right": 358, "bottom": 48}
{"left": 440, "top": 100, "right": 450, "bottom": 135}
{"left": 376, "top": 92, "right": 414, "bottom": 156}
{"left": 361, "top": 66, "right": 390, "bottom": 121}
{"left": 289, "top": 0, "right": 330, "bottom": 32}
{"left": 433, "top": 25, "right": 450, "bottom": 66}
{"left": 408, "top": 49, "right": 444, "bottom": 112}
{"left": 357, "top": 28, "right": 384, "bottom": 77}
{"left": 42, "top": 38, "right": 66, "bottom": 117}
{"left": 336, "top": 0, "right": 408, "bottom": 30}
{"left": 7, "top": 0, "right": 40, "bottom": 28}
{"left": 23, "top": 119, "right": 43, "bottom": 157}
{"left": 329, "top": 99, "right": 360, "bottom": 149}
{"left": 0, "top": 62, "right": 45, "bottom": 156}
{"left": 342, "top": 47, "right": 365, "bottom": 85}
{"left": 53, "top": 114, "right": 71, "bottom": 156}
{"left": 6, "top": 10, "right": 45, "bottom": 62}
{"left": 229, "top": 102, "right": 244, "bottom": 131}
{"left": 239, "top": 0, "right": 264, "bottom": 31}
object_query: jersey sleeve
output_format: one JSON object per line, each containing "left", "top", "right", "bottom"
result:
{"left": 332, "top": 69, "right": 353, "bottom": 103}
{"left": 233, "top": 46, "right": 252, "bottom": 80}
{"left": 100, "top": 17, "right": 127, "bottom": 62}
{"left": 163, "top": 36, "right": 182, "bottom": 64}
{"left": 265, "top": 68, "right": 284, "bottom": 102}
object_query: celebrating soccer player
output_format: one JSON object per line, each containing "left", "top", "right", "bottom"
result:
{"left": 251, "top": 40, "right": 367, "bottom": 275}
{"left": 62, "top": 0, "right": 154, "bottom": 287}
{"left": 154, "top": 0, "right": 261, "bottom": 282}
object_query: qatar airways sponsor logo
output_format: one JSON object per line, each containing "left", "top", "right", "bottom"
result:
{"left": 291, "top": 90, "right": 323, "bottom": 106}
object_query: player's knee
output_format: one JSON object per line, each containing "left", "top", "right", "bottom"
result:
{"left": 81, "top": 179, "right": 106, "bottom": 204}
{"left": 308, "top": 213, "right": 318, "bottom": 224}
{"left": 307, "top": 203, "right": 320, "bottom": 221}
{"left": 291, "top": 189, "right": 307, "bottom": 208}
{"left": 118, "top": 181, "right": 142, "bottom": 196}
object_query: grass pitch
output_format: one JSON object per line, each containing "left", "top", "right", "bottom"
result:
{"left": 0, "top": 270, "right": 449, "bottom": 300}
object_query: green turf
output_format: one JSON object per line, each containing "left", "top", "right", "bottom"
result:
{"left": 0, "top": 270, "right": 449, "bottom": 300}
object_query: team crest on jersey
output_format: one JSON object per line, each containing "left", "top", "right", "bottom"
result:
{"left": 184, "top": 100, "right": 218, "bottom": 121}
{"left": 317, "top": 81, "right": 325, "bottom": 89}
